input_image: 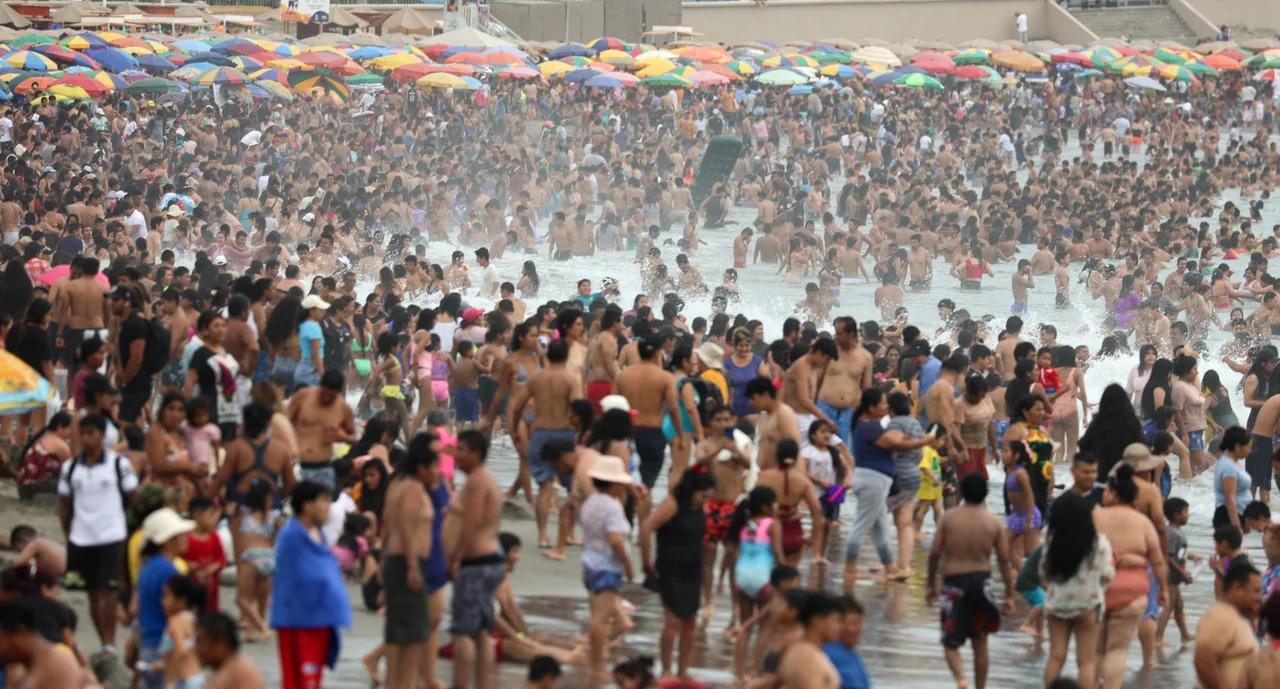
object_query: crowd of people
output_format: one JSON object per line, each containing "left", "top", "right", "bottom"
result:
{"left": 3, "top": 18, "right": 1280, "bottom": 689}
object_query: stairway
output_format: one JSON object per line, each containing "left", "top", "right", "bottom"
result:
{"left": 1070, "top": 5, "right": 1202, "bottom": 44}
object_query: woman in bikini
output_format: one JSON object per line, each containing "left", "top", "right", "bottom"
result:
{"left": 369, "top": 332, "right": 411, "bottom": 440}
{"left": 146, "top": 393, "right": 203, "bottom": 511}
{"left": 753, "top": 439, "right": 822, "bottom": 567}
{"left": 483, "top": 322, "right": 543, "bottom": 503}
{"left": 1094, "top": 464, "right": 1167, "bottom": 689}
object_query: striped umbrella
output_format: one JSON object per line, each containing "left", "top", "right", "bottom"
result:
{"left": 229, "top": 55, "right": 265, "bottom": 73}
{"left": 191, "top": 66, "right": 249, "bottom": 86}
{"left": 61, "top": 33, "right": 111, "bottom": 51}
{"left": 1157, "top": 63, "right": 1200, "bottom": 82}
{"left": 724, "top": 60, "right": 758, "bottom": 76}
{"left": 249, "top": 68, "right": 289, "bottom": 84}
{"left": 952, "top": 48, "right": 991, "bottom": 65}
{"left": 588, "top": 37, "right": 626, "bottom": 53}
{"left": 53, "top": 73, "right": 110, "bottom": 95}
{"left": 12, "top": 75, "right": 55, "bottom": 94}
{"left": 10, "top": 35, "right": 55, "bottom": 48}
{"left": 288, "top": 67, "right": 350, "bottom": 101}
{"left": 1182, "top": 60, "right": 1219, "bottom": 77}
{"left": 3, "top": 51, "right": 57, "bottom": 71}
{"left": 254, "top": 80, "right": 294, "bottom": 101}
{"left": 0, "top": 350, "right": 55, "bottom": 416}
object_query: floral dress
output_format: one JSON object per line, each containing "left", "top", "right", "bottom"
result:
{"left": 1040, "top": 532, "right": 1116, "bottom": 620}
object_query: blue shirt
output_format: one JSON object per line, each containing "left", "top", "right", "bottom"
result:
{"left": 1214, "top": 455, "right": 1251, "bottom": 512}
{"left": 823, "top": 642, "right": 871, "bottom": 689}
{"left": 298, "top": 320, "right": 324, "bottom": 362}
{"left": 918, "top": 355, "right": 943, "bottom": 399}
{"left": 137, "top": 556, "right": 180, "bottom": 648}
{"left": 851, "top": 419, "right": 897, "bottom": 477}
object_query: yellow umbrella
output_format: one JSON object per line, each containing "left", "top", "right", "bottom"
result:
{"left": 266, "top": 58, "right": 307, "bottom": 70}
{"left": 0, "top": 349, "right": 54, "bottom": 415}
{"left": 633, "top": 56, "right": 676, "bottom": 73}
{"left": 418, "top": 72, "right": 467, "bottom": 89}
{"left": 119, "top": 45, "right": 154, "bottom": 56}
{"left": 367, "top": 53, "right": 426, "bottom": 70}
{"left": 47, "top": 84, "right": 90, "bottom": 100}
{"left": 538, "top": 60, "right": 573, "bottom": 76}
{"left": 991, "top": 50, "right": 1045, "bottom": 73}
{"left": 597, "top": 49, "right": 630, "bottom": 63}
{"left": 93, "top": 31, "right": 126, "bottom": 43}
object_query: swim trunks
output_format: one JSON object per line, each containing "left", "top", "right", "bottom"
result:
{"left": 1011, "top": 301, "right": 1029, "bottom": 315}
{"left": 586, "top": 380, "right": 614, "bottom": 415}
{"left": 939, "top": 572, "right": 1001, "bottom": 649}
{"left": 383, "top": 555, "right": 429, "bottom": 645}
{"left": 449, "top": 554, "right": 505, "bottom": 636}
{"left": 704, "top": 498, "right": 736, "bottom": 544}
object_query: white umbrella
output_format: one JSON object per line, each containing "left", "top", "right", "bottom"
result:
{"left": 850, "top": 46, "right": 901, "bottom": 68}
{"left": 1123, "top": 76, "right": 1166, "bottom": 91}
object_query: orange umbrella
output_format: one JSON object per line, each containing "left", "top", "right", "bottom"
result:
{"left": 14, "top": 76, "right": 55, "bottom": 94}
{"left": 1201, "top": 53, "right": 1241, "bottom": 71}
{"left": 445, "top": 51, "right": 489, "bottom": 64}
{"left": 676, "top": 46, "right": 732, "bottom": 64}
{"left": 697, "top": 63, "right": 745, "bottom": 81}
{"left": 992, "top": 50, "right": 1045, "bottom": 73}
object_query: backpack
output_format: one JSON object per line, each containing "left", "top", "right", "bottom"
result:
{"left": 682, "top": 377, "right": 725, "bottom": 426}
{"left": 141, "top": 317, "right": 170, "bottom": 376}
{"left": 64, "top": 452, "right": 131, "bottom": 522}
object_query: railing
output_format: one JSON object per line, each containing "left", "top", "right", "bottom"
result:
{"left": 1061, "top": 0, "right": 1168, "bottom": 9}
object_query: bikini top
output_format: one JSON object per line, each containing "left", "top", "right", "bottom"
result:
{"left": 741, "top": 517, "right": 774, "bottom": 545}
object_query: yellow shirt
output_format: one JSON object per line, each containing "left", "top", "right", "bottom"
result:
{"left": 916, "top": 447, "right": 943, "bottom": 501}
{"left": 700, "top": 369, "right": 730, "bottom": 407}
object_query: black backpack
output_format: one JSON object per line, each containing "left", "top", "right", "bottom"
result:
{"left": 682, "top": 377, "right": 725, "bottom": 426}
{"left": 141, "top": 317, "right": 170, "bottom": 376}
{"left": 64, "top": 451, "right": 131, "bottom": 521}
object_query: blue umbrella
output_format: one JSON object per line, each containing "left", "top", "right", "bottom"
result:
{"left": 561, "top": 68, "right": 602, "bottom": 84}
{"left": 185, "top": 52, "right": 234, "bottom": 67}
{"left": 868, "top": 71, "right": 899, "bottom": 86}
{"left": 1056, "top": 62, "right": 1082, "bottom": 72}
{"left": 439, "top": 45, "right": 473, "bottom": 58}
{"left": 584, "top": 73, "right": 623, "bottom": 89}
{"left": 548, "top": 44, "right": 592, "bottom": 59}
{"left": 179, "top": 62, "right": 222, "bottom": 74}
{"left": 896, "top": 65, "right": 928, "bottom": 75}
{"left": 83, "top": 48, "right": 137, "bottom": 72}
{"left": 347, "top": 46, "right": 392, "bottom": 61}
{"left": 786, "top": 84, "right": 813, "bottom": 95}
{"left": 484, "top": 46, "right": 528, "bottom": 58}
{"left": 173, "top": 39, "right": 212, "bottom": 53}
{"left": 459, "top": 76, "right": 483, "bottom": 89}
{"left": 209, "top": 37, "right": 257, "bottom": 54}
{"left": 136, "top": 54, "right": 176, "bottom": 73}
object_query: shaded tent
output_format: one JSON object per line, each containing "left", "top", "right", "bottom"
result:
{"left": 325, "top": 6, "right": 368, "bottom": 30}
{"left": 428, "top": 26, "right": 517, "bottom": 49}
{"left": 112, "top": 2, "right": 146, "bottom": 14}
{"left": 0, "top": 4, "right": 32, "bottom": 28}
{"left": 381, "top": 7, "right": 436, "bottom": 36}
{"left": 46, "top": 4, "right": 84, "bottom": 24}
{"left": 345, "top": 30, "right": 387, "bottom": 47}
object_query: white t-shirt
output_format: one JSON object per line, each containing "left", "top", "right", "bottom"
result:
{"left": 431, "top": 322, "right": 458, "bottom": 353}
{"left": 1016, "top": 13, "right": 1028, "bottom": 31}
{"left": 0, "top": 117, "right": 13, "bottom": 143}
{"left": 919, "top": 134, "right": 933, "bottom": 151}
{"left": 58, "top": 452, "right": 139, "bottom": 546}
{"left": 125, "top": 210, "right": 147, "bottom": 239}
{"left": 801, "top": 445, "right": 838, "bottom": 485}
{"left": 482, "top": 263, "right": 501, "bottom": 296}
{"left": 323, "top": 491, "right": 357, "bottom": 545}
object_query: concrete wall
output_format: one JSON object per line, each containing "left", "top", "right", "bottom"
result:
{"left": 1189, "top": 0, "right": 1274, "bottom": 33}
{"left": 1042, "top": 0, "right": 1096, "bottom": 43}
{"left": 1168, "top": 0, "right": 1218, "bottom": 38}
{"left": 680, "top": 0, "right": 1050, "bottom": 45}
{"left": 601, "top": 0, "right": 644, "bottom": 42}
{"left": 489, "top": 0, "right": 604, "bottom": 42}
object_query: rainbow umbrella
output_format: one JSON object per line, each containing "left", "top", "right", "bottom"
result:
{"left": 11, "top": 75, "right": 54, "bottom": 94}
{"left": 53, "top": 74, "right": 110, "bottom": 96}
{"left": 191, "top": 66, "right": 249, "bottom": 86}
{"left": 1182, "top": 60, "right": 1219, "bottom": 77}
{"left": 819, "top": 63, "right": 858, "bottom": 78}
{"left": 1156, "top": 63, "right": 1200, "bottom": 82}
{"left": 641, "top": 73, "right": 692, "bottom": 88}
{"left": 1151, "top": 47, "right": 1188, "bottom": 65}
{"left": 0, "top": 350, "right": 54, "bottom": 415}
{"left": 287, "top": 67, "right": 350, "bottom": 101}
{"left": 61, "top": 33, "right": 111, "bottom": 51}
{"left": 724, "top": 60, "right": 757, "bottom": 76}
{"left": 1244, "top": 54, "right": 1280, "bottom": 69}
{"left": 254, "top": 80, "right": 294, "bottom": 101}
{"left": 249, "top": 68, "right": 288, "bottom": 84}
{"left": 1106, "top": 54, "right": 1164, "bottom": 75}
{"left": 47, "top": 84, "right": 92, "bottom": 100}
{"left": 229, "top": 55, "right": 265, "bottom": 73}
{"left": 4, "top": 51, "right": 57, "bottom": 71}
{"left": 588, "top": 37, "right": 626, "bottom": 53}
{"left": 952, "top": 48, "right": 991, "bottom": 65}
{"left": 761, "top": 54, "right": 818, "bottom": 68}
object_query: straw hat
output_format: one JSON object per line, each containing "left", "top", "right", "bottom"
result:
{"left": 143, "top": 508, "right": 195, "bottom": 545}
{"left": 1116, "top": 443, "right": 1166, "bottom": 474}
{"left": 695, "top": 342, "right": 724, "bottom": 370}
{"left": 587, "top": 455, "right": 633, "bottom": 485}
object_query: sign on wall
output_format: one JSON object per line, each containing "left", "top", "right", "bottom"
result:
{"left": 281, "top": 0, "right": 331, "bottom": 24}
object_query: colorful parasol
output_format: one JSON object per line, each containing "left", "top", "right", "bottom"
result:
{"left": 0, "top": 349, "right": 55, "bottom": 416}
{"left": 288, "top": 67, "right": 350, "bottom": 101}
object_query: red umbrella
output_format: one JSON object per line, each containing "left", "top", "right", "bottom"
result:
{"left": 1051, "top": 51, "right": 1095, "bottom": 67}
{"left": 295, "top": 51, "right": 349, "bottom": 69}
{"left": 35, "top": 264, "right": 110, "bottom": 288}
{"left": 419, "top": 44, "right": 450, "bottom": 58}
{"left": 52, "top": 74, "right": 110, "bottom": 96}
{"left": 445, "top": 51, "right": 489, "bottom": 64}
{"left": 955, "top": 65, "right": 995, "bottom": 79}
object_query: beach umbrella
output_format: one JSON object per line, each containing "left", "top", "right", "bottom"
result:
{"left": 807, "top": 51, "right": 851, "bottom": 65}
{"left": 596, "top": 49, "right": 632, "bottom": 65}
{"left": 191, "top": 66, "right": 249, "bottom": 86}
{"left": 28, "top": 93, "right": 72, "bottom": 105}
{"left": 689, "top": 70, "right": 730, "bottom": 86}
{"left": 124, "top": 76, "right": 181, "bottom": 95}
{"left": 420, "top": 63, "right": 474, "bottom": 76}
{"left": 588, "top": 37, "right": 626, "bottom": 53}
{"left": 458, "top": 76, "right": 483, "bottom": 90}
{"left": 1244, "top": 54, "right": 1280, "bottom": 69}
{"left": 634, "top": 49, "right": 677, "bottom": 61}
{"left": 850, "top": 46, "right": 901, "bottom": 67}
{"left": 417, "top": 72, "right": 467, "bottom": 89}
{"left": 867, "top": 70, "right": 899, "bottom": 86}
{"left": 548, "top": 43, "right": 593, "bottom": 59}
{"left": 538, "top": 60, "right": 573, "bottom": 77}
{"left": 1214, "top": 48, "right": 1251, "bottom": 61}
{"left": 1157, "top": 63, "right": 1200, "bottom": 82}
{"left": 228, "top": 55, "right": 265, "bottom": 73}
{"left": 46, "top": 84, "right": 90, "bottom": 100}
{"left": 1107, "top": 54, "right": 1164, "bottom": 75}
{"left": 288, "top": 67, "right": 350, "bottom": 101}
{"left": 913, "top": 54, "right": 956, "bottom": 76}
{"left": 52, "top": 74, "right": 110, "bottom": 96}
{"left": 249, "top": 68, "right": 288, "bottom": 84}
{"left": 61, "top": 33, "right": 111, "bottom": 51}
{"left": 583, "top": 73, "right": 624, "bottom": 89}
{"left": 755, "top": 68, "right": 809, "bottom": 86}
{"left": 1072, "top": 68, "right": 1104, "bottom": 79}
{"left": 3, "top": 51, "right": 56, "bottom": 71}
{"left": 761, "top": 54, "right": 818, "bottom": 69}
{"left": 31, "top": 44, "right": 80, "bottom": 65}
{"left": 254, "top": 80, "right": 294, "bottom": 101}
{"left": 1050, "top": 51, "right": 1094, "bottom": 67}
{"left": 483, "top": 51, "right": 526, "bottom": 67}
{"left": 135, "top": 54, "right": 176, "bottom": 73}
{"left": 345, "top": 72, "right": 384, "bottom": 88}
{"left": 952, "top": 48, "right": 990, "bottom": 65}
{"left": 676, "top": 46, "right": 732, "bottom": 64}
{"left": 992, "top": 50, "right": 1045, "bottom": 72}
{"left": 10, "top": 35, "right": 54, "bottom": 48}
{"left": 1201, "top": 54, "right": 1241, "bottom": 71}
{"left": 786, "top": 84, "right": 813, "bottom": 95}
{"left": 818, "top": 63, "right": 858, "bottom": 79}
{"left": 641, "top": 73, "right": 691, "bottom": 88}
{"left": 0, "top": 350, "right": 54, "bottom": 416}
{"left": 171, "top": 39, "right": 211, "bottom": 54}
{"left": 560, "top": 68, "right": 603, "bottom": 84}
{"left": 82, "top": 47, "right": 137, "bottom": 71}
{"left": 389, "top": 62, "right": 437, "bottom": 82}
{"left": 366, "top": 53, "right": 426, "bottom": 71}
{"left": 1182, "top": 60, "right": 1219, "bottom": 77}
{"left": 12, "top": 75, "right": 54, "bottom": 94}
{"left": 724, "top": 60, "right": 757, "bottom": 76}
{"left": 695, "top": 63, "right": 745, "bottom": 81}
{"left": 1255, "top": 68, "right": 1280, "bottom": 81}
{"left": 560, "top": 55, "right": 592, "bottom": 67}
{"left": 1151, "top": 47, "right": 1188, "bottom": 64}
{"left": 636, "top": 61, "right": 679, "bottom": 78}
{"left": 497, "top": 66, "right": 541, "bottom": 81}
{"left": 1123, "top": 75, "right": 1166, "bottom": 91}
{"left": 955, "top": 64, "right": 1000, "bottom": 80}
{"left": 484, "top": 46, "right": 528, "bottom": 59}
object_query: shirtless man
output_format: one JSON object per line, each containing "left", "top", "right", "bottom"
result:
{"left": 1248, "top": 395, "right": 1280, "bottom": 507}
{"left": 874, "top": 274, "right": 904, "bottom": 321}
{"left": 617, "top": 335, "right": 685, "bottom": 491}
{"left": 56, "top": 257, "right": 110, "bottom": 376}
{"left": 816, "top": 317, "right": 874, "bottom": 446}
{"left": 696, "top": 406, "right": 751, "bottom": 617}
{"left": 1011, "top": 259, "right": 1034, "bottom": 314}
{"left": 197, "top": 612, "right": 265, "bottom": 689}
{"left": 746, "top": 376, "right": 800, "bottom": 472}
{"left": 780, "top": 337, "right": 836, "bottom": 442}
{"left": 994, "top": 316, "right": 1024, "bottom": 382}
{"left": 920, "top": 355, "right": 966, "bottom": 455}
{"left": 733, "top": 228, "right": 753, "bottom": 269}
{"left": 286, "top": 371, "right": 356, "bottom": 491}
{"left": 585, "top": 308, "right": 622, "bottom": 414}
{"left": 381, "top": 444, "right": 435, "bottom": 689}
{"left": 0, "top": 599, "right": 94, "bottom": 689}
{"left": 776, "top": 593, "right": 842, "bottom": 689}
{"left": 507, "top": 339, "right": 581, "bottom": 550}
{"left": 7, "top": 525, "right": 66, "bottom": 576}
{"left": 925, "top": 474, "right": 1015, "bottom": 689}
{"left": 1241, "top": 588, "right": 1280, "bottom": 689}
{"left": 1194, "top": 562, "right": 1262, "bottom": 689}
{"left": 754, "top": 223, "right": 781, "bottom": 264}
{"left": 443, "top": 431, "right": 505, "bottom": 689}
{"left": 906, "top": 234, "right": 932, "bottom": 290}
{"left": 1053, "top": 251, "right": 1072, "bottom": 309}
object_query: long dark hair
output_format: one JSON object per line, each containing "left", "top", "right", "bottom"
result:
{"left": 727, "top": 485, "right": 777, "bottom": 543}
{"left": 356, "top": 461, "right": 388, "bottom": 516}
{"left": 669, "top": 468, "right": 714, "bottom": 510}
{"left": 1136, "top": 344, "right": 1157, "bottom": 375}
{"left": 1078, "top": 383, "right": 1147, "bottom": 477}
{"left": 588, "top": 409, "right": 632, "bottom": 453}
{"left": 265, "top": 296, "right": 304, "bottom": 347}
{"left": 1140, "top": 358, "right": 1174, "bottom": 419}
{"left": 855, "top": 387, "right": 885, "bottom": 418}
{"left": 1043, "top": 492, "right": 1098, "bottom": 582}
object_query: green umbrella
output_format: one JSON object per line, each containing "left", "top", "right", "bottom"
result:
{"left": 640, "top": 73, "right": 691, "bottom": 88}
{"left": 755, "top": 68, "right": 808, "bottom": 86}
{"left": 1073, "top": 68, "right": 1103, "bottom": 78}
{"left": 1183, "top": 60, "right": 1219, "bottom": 77}
{"left": 952, "top": 48, "right": 990, "bottom": 65}
{"left": 345, "top": 73, "right": 384, "bottom": 87}
{"left": 1152, "top": 47, "right": 1187, "bottom": 65}
{"left": 892, "top": 72, "right": 944, "bottom": 89}
{"left": 123, "top": 77, "right": 181, "bottom": 95}
{"left": 808, "top": 51, "right": 850, "bottom": 65}
{"left": 10, "top": 35, "right": 55, "bottom": 48}
{"left": 1244, "top": 54, "right": 1280, "bottom": 69}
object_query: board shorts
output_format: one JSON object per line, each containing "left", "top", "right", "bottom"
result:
{"left": 383, "top": 555, "right": 430, "bottom": 645}
{"left": 584, "top": 567, "right": 624, "bottom": 594}
{"left": 939, "top": 572, "right": 1001, "bottom": 649}
{"left": 704, "top": 498, "right": 736, "bottom": 544}
{"left": 586, "top": 380, "right": 614, "bottom": 415}
{"left": 454, "top": 389, "right": 480, "bottom": 422}
{"left": 449, "top": 554, "right": 505, "bottom": 636}
{"left": 909, "top": 279, "right": 930, "bottom": 289}
{"left": 1011, "top": 301, "right": 1029, "bottom": 315}
{"left": 527, "top": 427, "right": 576, "bottom": 485}
{"left": 1019, "top": 586, "right": 1045, "bottom": 608}
{"left": 64, "top": 541, "right": 123, "bottom": 591}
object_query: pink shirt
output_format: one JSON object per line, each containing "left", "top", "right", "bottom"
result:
{"left": 182, "top": 422, "right": 222, "bottom": 466}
